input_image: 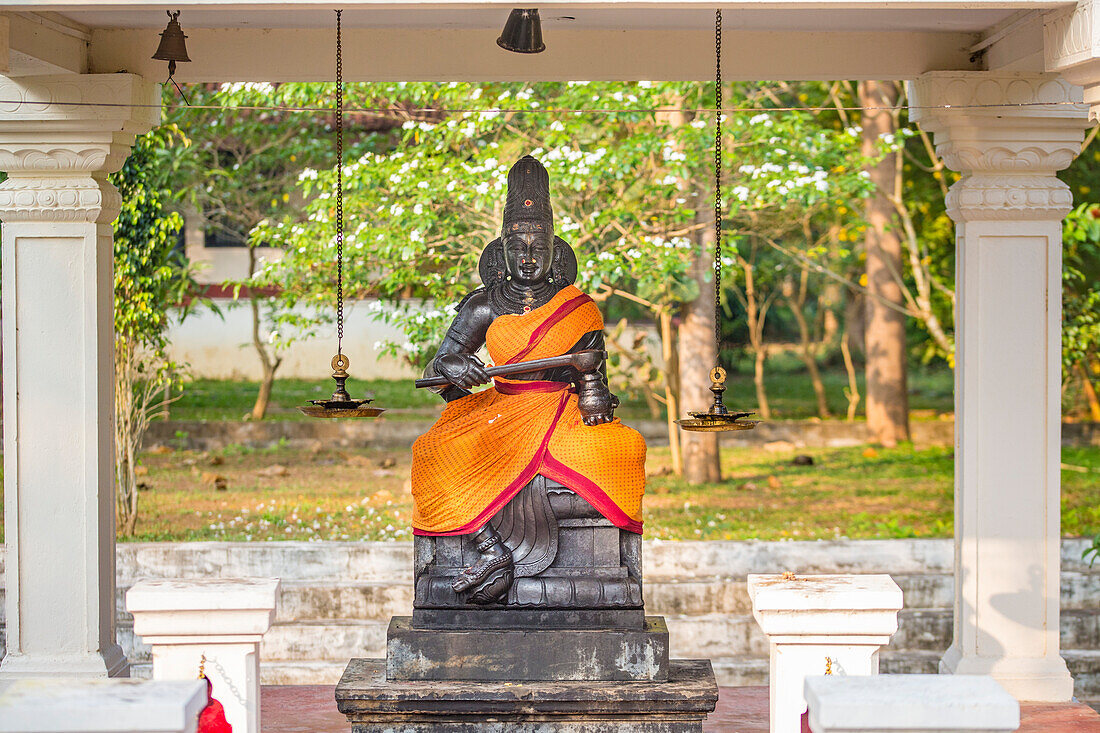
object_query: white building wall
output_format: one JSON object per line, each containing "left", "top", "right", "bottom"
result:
{"left": 166, "top": 299, "right": 418, "bottom": 381}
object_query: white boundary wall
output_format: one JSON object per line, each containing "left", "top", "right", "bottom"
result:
{"left": 165, "top": 299, "right": 419, "bottom": 381}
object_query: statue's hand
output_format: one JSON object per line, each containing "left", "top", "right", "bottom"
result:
{"left": 435, "top": 353, "right": 492, "bottom": 389}
{"left": 576, "top": 372, "right": 615, "bottom": 426}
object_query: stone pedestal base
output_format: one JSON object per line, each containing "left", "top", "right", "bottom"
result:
{"left": 335, "top": 658, "right": 718, "bottom": 732}
{"left": 748, "top": 574, "right": 903, "bottom": 733}
{"left": 387, "top": 616, "right": 668, "bottom": 681}
{"left": 125, "top": 578, "right": 280, "bottom": 733}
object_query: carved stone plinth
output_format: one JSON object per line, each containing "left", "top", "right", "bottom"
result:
{"left": 336, "top": 474, "right": 718, "bottom": 729}
{"left": 386, "top": 616, "right": 669, "bottom": 682}
{"left": 335, "top": 659, "right": 718, "bottom": 733}
{"left": 413, "top": 476, "right": 644, "bottom": 627}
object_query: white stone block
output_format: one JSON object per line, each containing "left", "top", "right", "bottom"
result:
{"left": 804, "top": 674, "right": 1020, "bottom": 732}
{"left": 748, "top": 573, "right": 904, "bottom": 733}
{"left": 126, "top": 578, "right": 280, "bottom": 733}
{"left": 0, "top": 678, "right": 206, "bottom": 733}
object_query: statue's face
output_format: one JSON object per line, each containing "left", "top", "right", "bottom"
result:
{"left": 504, "top": 231, "right": 554, "bottom": 285}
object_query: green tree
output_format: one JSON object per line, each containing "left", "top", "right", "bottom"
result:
{"left": 111, "top": 125, "right": 195, "bottom": 535}
{"left": 258, "top": 81, "right": 874, "bottom": 480}
{"left": 1062, "top": 202, "right": 1100, "bottom": 420}
{"left": 165, "top": 82, "right": 336, "bottom": 418}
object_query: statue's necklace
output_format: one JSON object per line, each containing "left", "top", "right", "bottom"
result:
{"left": 491, "top": 279, "right": 556, "bottom": 316}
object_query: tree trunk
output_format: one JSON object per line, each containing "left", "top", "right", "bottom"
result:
{"left": 841, "top": 328, "right": 861, "bottom": 421}
{"left": 1079, "top": 360, "right": 1100, "bottom": 422}
{"left": 678, "top": 206, "right": 722, "bottom": 484}
{"left": 660, "top": 310, "right": 684, "bottom": 476}
{"left": 248, "top": 248, "right": 282, "bottom": 420}
{"left": 859, "top": 80, "right": 910, "bottom": 446}
{"left": 785, "top": 271, "right": 830, "bottom": 419}
{"left": 738, "top": 249, "right": 772, "bottom": 420}
{"left": 753, "top": 344, "right": 770, "bottom": 420}
{"left": 250, "top": 294, "right": 282, "bottom": 420}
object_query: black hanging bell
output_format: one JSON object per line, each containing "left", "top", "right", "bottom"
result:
{"left": 497, "top": 9, "right": 545, "bottom": 54}
{"left": 152, "top": 10, "right": 191, "bottom": 78}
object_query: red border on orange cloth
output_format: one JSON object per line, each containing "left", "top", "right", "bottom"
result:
{"left": 541, "top": 454, "right": 644, "bottom": 534}
{"left": 413, "top": 390, "right": 572, "bottom": 536}
{"left": 494, "top": 379, "right": 570, "bottom": 395}
{"left": 506, "top": 294, "right": 594, "bottom": 364}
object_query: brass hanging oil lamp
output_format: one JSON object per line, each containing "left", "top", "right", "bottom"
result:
{"left": 299, "top": 10, "right": 384, "bottom": 420}
{"left": 677, "top": 9, "right": 756, "bottom": 433}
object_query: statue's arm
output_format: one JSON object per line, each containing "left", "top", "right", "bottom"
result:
{"left": 568, "top": 330, "right": 619, "bottom": 426}
{"left": 422, "top": 291, "right": 494, "bottom": 402}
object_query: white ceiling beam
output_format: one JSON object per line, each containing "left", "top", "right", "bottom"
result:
{"left": 1, "top": 11, "right": 88, "bottom": 75}
{"left": 0, "top": 1, "right": 1079, "bottom": 11}
{"left": 982, "top": 9, "right": 1047, "bottom": 70}
{"left": 90, "top": 27, "right": 979, "bottom": 82}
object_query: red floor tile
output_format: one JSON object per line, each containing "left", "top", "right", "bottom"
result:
{"left": 261, "top": 684, "right": 1100, "bottom": 732}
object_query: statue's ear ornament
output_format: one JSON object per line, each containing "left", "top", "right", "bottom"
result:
{"left": 478, "top": 238, "right": 507, "bottom": 286}
{"left": 551, "top": 236, "right": 578, "bottom": 286}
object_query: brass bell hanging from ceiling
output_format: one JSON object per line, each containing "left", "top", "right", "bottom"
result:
{"left": 152, "top": 10, "right": 191, "bottom": 79}
{"left": 677, "top": 9, "right": 756, "bottom": 434}
{"left": 497, "top": 9, "right": 546, "bottom": 54}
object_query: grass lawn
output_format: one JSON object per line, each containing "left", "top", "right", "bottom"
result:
{"left": 3, "top": 442, "right": 1093, "bottom": 544}
{"left": 164, "top": 366, "right": 956, "bottom": 423}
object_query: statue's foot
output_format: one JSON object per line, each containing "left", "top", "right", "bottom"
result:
{"left": 452, "top": 527, "right": 514, "bottom": 594}
{"left": 468, "top": 565, "right": 514, "bottom": 605}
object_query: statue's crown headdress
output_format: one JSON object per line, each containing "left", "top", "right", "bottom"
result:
{"left": 502, "top": 155, "right": 553, "bottom": 235}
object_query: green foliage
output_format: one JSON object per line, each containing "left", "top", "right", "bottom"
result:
{"left": 110, "top": 125, "right": 197, "bottom": 534}
{"left": 1062, "top": 203, "right": 1100, "bottom": 374}
{"left": 112, "top": 125, "right": 189, "bottom": 349}
{"left": 1085, "top": 535, "right": 1100, "bottom": 568}
{"left": 165, "top": 83, "right": 334, "bottom": 246}
{"left": 254, "top": 81, "right": 875, "bottom": 369}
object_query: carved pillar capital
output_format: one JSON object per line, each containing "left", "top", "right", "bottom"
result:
{"left": 0, "top": 177, "right": 122, "bottom": 224}
{"left": 0, "top": 73, "right": 160, "bottom": 224}
{"left": 908, "top": 72, "right": 1090, "bottom": 221}
{"left": 945, "top": 174, "right": 1074, "bottom": 222}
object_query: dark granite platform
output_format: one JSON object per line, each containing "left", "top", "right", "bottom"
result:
{"left": 386, "top": 615, "right": 669, "bottom": 682}
{"left": 336, "top": 658, "right": 720, "bottom": 732}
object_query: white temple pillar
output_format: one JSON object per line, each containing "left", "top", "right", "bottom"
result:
{"left": 908, "top": 72, "right": 1089, "bottom": 702}
{"left": 0, "top": 73, "right": 161, "bottom": 677}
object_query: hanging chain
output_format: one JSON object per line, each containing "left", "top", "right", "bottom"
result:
{"left": 713, "top": 9, "right": 723, "bottom": 361}
{"left": 335, "top": 9, "right": 345, "bottom": 356}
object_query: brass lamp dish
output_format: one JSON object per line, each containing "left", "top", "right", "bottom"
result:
{"left": 298, "top": 355, "right": 385, "bottom": 419}
{"left": 677, "top": 367, "right": 757, "bottom": 433}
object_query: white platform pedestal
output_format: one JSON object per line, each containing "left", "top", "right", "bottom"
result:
{"left": 804, "top": 674, "right": 1020, "bottom": 732}
{"left": 748, "top": 574, "right": 904, "bottom": 733}
{"left": 126, "top": 578, "right": 280, "bottom": 733}
{"left": 0, "top": 678, "right": 206, "bottom": 733}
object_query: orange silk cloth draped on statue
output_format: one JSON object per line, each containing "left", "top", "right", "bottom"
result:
{"left": 411, "top": 285, "right": 646, "bottom": 536}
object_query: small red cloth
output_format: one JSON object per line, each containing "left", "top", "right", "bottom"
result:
{"left": 197, "top": 677, "right": 232, "bottom": 733}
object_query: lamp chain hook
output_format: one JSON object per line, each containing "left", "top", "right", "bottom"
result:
{"left": 713, "top": 9, "right": 723, "bottom": 368}
{"left": 335, "top": 9, "right": 345, "bottom": 357}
